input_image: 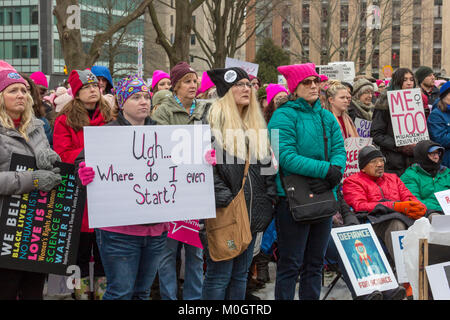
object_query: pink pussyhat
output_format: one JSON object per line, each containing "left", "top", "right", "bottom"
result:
{"left": 30, "top": 71, "right": 48, "bottom": 89}
{"left": 266, "top": 84, "right": 288, "bottom": 105}
{"left": 0, "top": 60, "right": 16, "bottom": 72}
{"left": 320, "top": 74, "right": 329, "bottom": 82}
{"left": 277, "top": 63, "right": 319, "bottom": 94}
{"left": 197, "top": 71, "right": 215, "bottom": 95}
{"left": 151, "top": 70, "right": 170, "bottom": 91}
{"left": 0, "top": 69, "right": 27, "bottom": 93}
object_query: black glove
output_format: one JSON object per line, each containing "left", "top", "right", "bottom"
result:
{"left": 308, "top": 178, "right": 331, "bottom": 194}
{"left": 325, "top": 165, "right": 343, "bottom": 188}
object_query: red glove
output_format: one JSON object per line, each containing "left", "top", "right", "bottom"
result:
{"left": 78, "top": 162, "right": 95, "bottom": 186}
{"left": 205, "top": 149, "right": 217, "bottom": 166}
{"left": 392, "top": 201, "right": 426, "bottom": 220}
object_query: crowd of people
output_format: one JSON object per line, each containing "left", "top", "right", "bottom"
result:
{"left": 0, "top": 56, "right": 449, "bottom": 301}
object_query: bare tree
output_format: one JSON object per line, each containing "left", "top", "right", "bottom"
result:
{"left": 275, "top": 0, "right": 415, "bottom": 74}
{"left": 81, "top": 0, "right": 145, "bottom": 78}
{"left": 147, "top": 0, "right": 206, "bottom": 68}
{"left": 53, "top": 0, "right": 151, "bottom": 72}
{"left": 192, "top": 0, "right": 284, "bottom": 69}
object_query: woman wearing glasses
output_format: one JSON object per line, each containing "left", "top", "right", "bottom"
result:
{"left": 53, "top": 69, "right": 113, "bottom": 300}
{"left": 267, "top": 63, "right": 346, "bottom": 300}
{"left": 201, "top": 67, "right": 277, "bottom": 300}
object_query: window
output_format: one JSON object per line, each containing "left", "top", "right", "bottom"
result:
{"left": 191, "top": 34, "right": 196, "bottom": 45}
{"left": 412, "top": 49, "right": 420, "bottom": 68}
{"left": 6, "top": 8, "right": 12, "bottom": 25}
{"left": 31, "top": 6, "right": 38, "bottom": 25}
{"left": 433, "top": 49, "right": 441, "bottom": 70}
{"left": 30, "top": 40, "right": 38, "bottom": 58}
{"left": 4, "top": 41, "right": 12, "bottom": 59}
{"left": 21, "top": 7, "right": 30, "bottom": 25}
{"left": 0, "top": 8, "right": 3, "bottom": 25}
{"left": 13, "top": 7, "right": 21, "bottom": 25}
{"left": 170, "top": 15, "right": 173, "bottom": 27}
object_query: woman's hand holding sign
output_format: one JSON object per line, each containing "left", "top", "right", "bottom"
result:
{"left": 78, "top": 162, "right": 95, "bottom": 186}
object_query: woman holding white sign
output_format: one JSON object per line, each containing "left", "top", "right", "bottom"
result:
{"left": 75, "top": 75, "right": 170, "bottom": 300}
{"left": 0, "top": 64, "right": 62, "bottom": 299}
{"left": 370, "top": 68, "right": 421, "bottom": 177}
{"left": 201, "top": 67, "right": 277, "bottom": 300}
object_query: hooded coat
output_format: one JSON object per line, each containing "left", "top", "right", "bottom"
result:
{"left": 400, "top": 140, "right": 450, "bottom": 212}
{"left": 427, "top": 102, "right": 450, "bottom": 168}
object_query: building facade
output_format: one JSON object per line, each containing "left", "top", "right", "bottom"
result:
{"left": 247, "top": 0, "right": 449, "bottom": 79}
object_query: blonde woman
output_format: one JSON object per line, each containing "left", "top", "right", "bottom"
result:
{"left": 202, "top": 67, "right": 277, "bottom": 300}
{"left": 0, "top": 67, "right": 62, "bottom": 299}
{"left": 325, "top": 81, "right": 359, "bottom": 139}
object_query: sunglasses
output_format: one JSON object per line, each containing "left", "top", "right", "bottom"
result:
{"left": 300, "top": 78, "right": 320, "bottom": 86}
{"left": 234, "top": 82, "right": 252, "bottom": 89}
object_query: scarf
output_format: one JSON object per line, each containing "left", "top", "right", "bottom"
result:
{"left": 333, "top": 112, "right": 359, "bottom": 139}
{"left": 351, "top": 99, "right": 374, "bottom": 121}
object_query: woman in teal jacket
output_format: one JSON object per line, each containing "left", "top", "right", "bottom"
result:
{"left": 268, "top": 63, "right": 346, "bottom": 300}
{"left": 401, "top": 140, "right": 450, "bottom": 212}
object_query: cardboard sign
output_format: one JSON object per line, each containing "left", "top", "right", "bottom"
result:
{"left": 388, "top": 88, "right": 429, "bottom": 147}
{"left": 225, "top": 57, "right": 259, "bottom": 77}
{"left": 329, "top": 61, "right": 355, "bottom": 84}
{"left": 168, "top": 220, "right": 203, "bottom": 249}
{"left": 317, "top": 64, "right": 345, "bottom": 81}
{"left": 0, "top": 154, "right": 84, "bottom": 275}
{"left": 331, "top": 224, "right": 398, "bottom": 296}
{"left": 343, "top": 137, "right": 373, "bottom": 180}
{"left": 84, "top": 125, "right": 216, "bottom": 228}
{"left": 354, "top": 117, "right": 372, "bottom": 138}
{"left": 391, "top": 230, "right": 409, "bottom": 283}
{"left": 426, "top": 262, "right": 450, "bottom": 300}
{"left": 434, "top": 189, "right": 450, "bottom": 215}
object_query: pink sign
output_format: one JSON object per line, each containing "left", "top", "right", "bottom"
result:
{"left": 167, "top": 220, "right": 203, "bottom": 249}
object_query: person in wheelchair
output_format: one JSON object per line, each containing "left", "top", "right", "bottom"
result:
{"left": 337, "top": 145, "right": 433, "bottom": 300}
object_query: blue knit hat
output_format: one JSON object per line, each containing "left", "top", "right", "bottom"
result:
{"left": 440, "top": 81, "right": 450, "bottom": 99}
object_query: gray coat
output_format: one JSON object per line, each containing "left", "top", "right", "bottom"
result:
{"left": 0, "top": 117, "right": 56, "bottom": 204}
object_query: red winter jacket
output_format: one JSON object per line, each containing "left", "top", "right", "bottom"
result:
{"left": 343, "top": 171, "right": 425, "bottom": 214}
{"left": 53, "top": 108, "right": 107, "bottom": 232}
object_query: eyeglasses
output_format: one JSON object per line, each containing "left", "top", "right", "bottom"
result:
{"left": 234, "top": 82, "right": 252, "bottom": 89}
{"left": 368, "top": 157, "right": 385, "bottom": 165}
{"left": 300, "top": 78, "right": 320, "bottom": 86}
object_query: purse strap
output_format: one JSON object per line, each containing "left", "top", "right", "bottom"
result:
{"left": 241, "top": 157, "right": 250, "bottom": 189}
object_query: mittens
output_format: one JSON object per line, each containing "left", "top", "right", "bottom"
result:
{"left": 36, "top": 149, "right": 61, "bottom": 170}
{"left": 78, "top": 162, "right": 95, "bottom": 186}
{"left": 205, "top": 149, "right": 217, "bottom": 166}
{"left": 31, "top": 168, "right": 62, "bottom": 192}
{"left": 392, "top": 201, "right": 426, "bottom": 220}
{"left": 325, "top": 165, "right": 343, "bottom": 188}
{"left": 308, "top": 178, "right": 331, "bottom": 194}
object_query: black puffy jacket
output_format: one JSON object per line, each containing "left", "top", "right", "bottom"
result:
{"left": 213, "top": 147, "right": 277, "bottom": 234}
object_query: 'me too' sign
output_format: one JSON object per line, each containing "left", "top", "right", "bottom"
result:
{"left": 388, "top": 88, "right": 429, "bottom": 147}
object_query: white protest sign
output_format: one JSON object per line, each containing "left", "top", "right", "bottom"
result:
{"left": 391, "top": 230, "right": 409, "bottom": 283}
{"left": 388, "top": 88, "right": 429, "bottom": 147}
{"left": 278, "top": 75, "right": 286, "bottom": 86}
{"left": 343, "top": 137, "right": 373, "bottom": 180}
{"left": 225, "top": 57, "right": 259, "bottom": 77}
{"left": 329, "top": 61, "right": 355, "bottom": 84}
{"left": 354, "top": 117, "right": 372, "bottom": 138}
{"left": 434, "top": 189, "right": 450, "bottom": 215}
{"left": 426, "top": 262, "right": 450, "bottom": 300}
{"left": 331, "top": 224, "right": 398, "bottom": 296}
{"left": 84, "top": 125, "right": 216, "bottom": 228}
{"left": 317, "top": 64, "right": 345, "bottom": 81}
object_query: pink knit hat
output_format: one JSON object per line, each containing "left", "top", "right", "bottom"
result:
{"left": 277, "top": 63, "right": 319, "bottom": 93}
{"left": 0, "top": 60, "right": 15, "bottom": 72}
{"left": 30, "top": 71, "right": 48, "bottom": 89}
{"left": 197, "top": 71, "right": 215, "bottom": 95}
{"left": 319, "top": 74, "right": 329, "bottom": 82}
{"left": 151, "top": 70, "right": 170, "bottom": 91}
{"left": 0, "top": 69, "right": 27, "bottom": 93}
{"left": 266, "top": 84, "right": 288, "bottom": 105}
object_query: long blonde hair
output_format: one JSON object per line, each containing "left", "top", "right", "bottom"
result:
{"left": 208, "top": 88, "right": 270, "bottom": 161}
{"left": 0, "top": 90, "right": 34, "bottom": 140}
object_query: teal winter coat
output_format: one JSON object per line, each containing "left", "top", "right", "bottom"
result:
{"left": 267, "top": 97, "right": 347, "bottom": 196}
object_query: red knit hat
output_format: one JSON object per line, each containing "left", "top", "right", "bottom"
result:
{"left": 170, "top": 62, "right": 196, "bottom": 90}
{"left": 68, "top": 69, "right": 98, "bottom": 97}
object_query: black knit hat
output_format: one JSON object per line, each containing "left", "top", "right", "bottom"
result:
{"left": 206, "top": 67, "right": 250, "bottom": 98}
{"left": 415, "top": 66, "right": 434, "bottom": 85}
{"left": 358, "top": 145, "right": 384, "bottom": 170}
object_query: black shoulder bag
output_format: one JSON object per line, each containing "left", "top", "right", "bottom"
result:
{"left": 280, "top": 112, "right": 338, "bottom": 223}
